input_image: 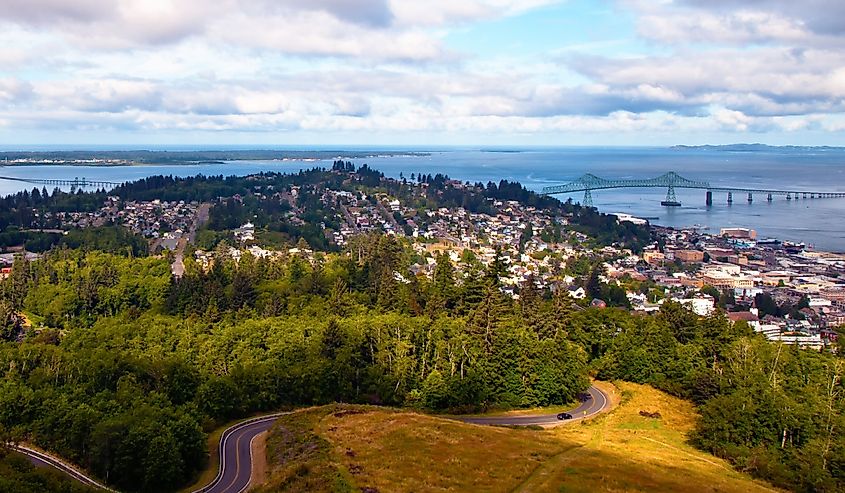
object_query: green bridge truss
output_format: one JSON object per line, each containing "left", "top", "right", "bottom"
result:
{"left": 541, "top": 171, "right": 845, "bottom": 207}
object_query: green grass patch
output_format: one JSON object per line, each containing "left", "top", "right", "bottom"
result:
{"left": 616, "top": 419, "right": 663, "bottom": 430}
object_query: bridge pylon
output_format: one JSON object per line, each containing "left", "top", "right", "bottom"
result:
{"left": 661, "top": 184, "right": 680, "bottom": 206}
{"left": 583, "top": 189, "right": 593, "bottom": 207}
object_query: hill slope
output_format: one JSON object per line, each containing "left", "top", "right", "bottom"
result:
{"left": 256, "top": 382, "right": 780, "bottom": 493}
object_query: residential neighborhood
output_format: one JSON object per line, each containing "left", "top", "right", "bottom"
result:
{"left": 180, "top": 171, "right": 845, "bottom": 354}
{"left": 5, "top": 168, "right": 845, "bottom": 356}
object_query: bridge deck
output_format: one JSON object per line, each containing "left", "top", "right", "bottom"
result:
{"left": 541, "top": 172, "right": 844, "bottom": 197}
{"left": 0, "top": 176, "right": 121, "bottom": 186}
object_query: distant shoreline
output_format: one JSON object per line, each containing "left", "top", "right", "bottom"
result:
{"left": 672, "top": 143, "right": 845, "bottom": 152}
{"left": 0, "top": 150, "right": 430, "bottom": 168}
{"left": 1, "top": 162, "right": 133, "bottom": 167}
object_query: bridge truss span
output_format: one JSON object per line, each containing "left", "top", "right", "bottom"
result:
{"left": 542, "top": 171, "right": 710, "bottom": 194}
{"left": 541, "top": 171, "right": 845, "bottom": 207}
{"left": 0, "top": 175, "right": 121, "bottom": 189}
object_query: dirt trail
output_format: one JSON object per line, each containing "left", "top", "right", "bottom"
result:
{"left": 510, "top": 444, "right": 584, "bottom": 493}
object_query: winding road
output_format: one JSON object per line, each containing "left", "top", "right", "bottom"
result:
{"left": 23, "top": 385, "right": 609, "bottom": 493}
{"left": 459, "top": 385, "right": 609, "bottom": 427}
{"left": 192, "top": 413, "right": 291, "bottom": 493}
{"left": 13, "top": 444, "right": 114, "bottom": 491}
{"left": 194, "top": 384, "right": 610, "bottom": 493}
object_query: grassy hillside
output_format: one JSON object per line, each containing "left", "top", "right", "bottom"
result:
{"left": 528, "top": 382, "right": 781, "bottom": 493}
{"left": 256, "top": 382, "right": 781, "bottom": 493}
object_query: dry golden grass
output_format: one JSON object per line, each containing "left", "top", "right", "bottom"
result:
{"left": 259, "top": 383, "right": 782, "bottom": 493}
{"left": 319, "top": 408, "right": 569, "bottom": 492}
{"left": 538, "top": 382, "right": 782, "bottom": 493}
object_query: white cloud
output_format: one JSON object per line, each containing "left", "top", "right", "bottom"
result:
{"left": 637, "top": 10, "right": 808, "bottom": 45}
{"left": 210, "top": 10, "right": 448, "bottom": 62}
{"left": 712, "top": 107, "right": 752, "bottom": 131}
{"left": 0, "top": 0, "right": 108, "bottom": 24}
{"left": 0, "top": 78, "right": 33, "bottom": 104}
{"left": 0, "top": 0, "right": 554, "bottom": 59}
{"left": 0, "top": 0, "right": 843, "bottom": 142}
{"left": 679, "top": 0, "right": 845, "bottom": 37}
{"left": 626, "top": 0, "right": 845, "bottom": 47}
{"left": 388, "top": 0, "right": 556, "bottom": 27}
{"left": 566, "top": 46, "right": 845, "bottom": 116}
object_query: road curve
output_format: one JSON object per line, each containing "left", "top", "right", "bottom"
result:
{"left": 192, "top": 413, "right": 289, "bottom": 493}
{"left": 458, "top": 385, "right": 609, "bottom": 427}
{"left": 11, "top": 444, "right": 114, "bottom": 491}
{"left": 193, "top": 386, "right": 609, "bottom": 493}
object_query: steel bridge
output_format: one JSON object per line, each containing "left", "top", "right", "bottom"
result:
{"left": 0, "top": 175, "right": 121, "bottom": 188}
{"left": 541, "top": 171, "right": 845, "bottom": 207}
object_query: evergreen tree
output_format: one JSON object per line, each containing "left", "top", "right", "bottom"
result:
{"left": 431, "top": 253, "right": 456, "bottom": 309}
{"left": 0, "top": 300, "right": 19, "bottom": 341}
{"left": 468, "top": 282, "right": 510, "bottom": 351}
{"left": 485, "top": 246, "right": 508, "bottom": 286}
{"left": 586, "top": 264, "right": 603, "bottom": 301}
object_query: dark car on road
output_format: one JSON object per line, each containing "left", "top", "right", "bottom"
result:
{"left": 557, "top": 412, "right": 573, "bottom": 420}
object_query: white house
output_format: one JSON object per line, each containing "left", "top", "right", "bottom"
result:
{"left": 672, "top": 294, "right": 716, "bottom": 316}
{"left": 234, "top": 222, "right": 255, "bottom": 242}
{"left": 568, "top": 286, "right": 587, "bottom": 300}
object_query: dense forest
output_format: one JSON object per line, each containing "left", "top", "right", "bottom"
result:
{"left": 0, "top": 448, "right": 96, "bottom": 493}
{"left": 0, "top": 241, "right": 590, "bottom": 491}
{"left": 0, "top": 236, "right": 841, "bottom": 492}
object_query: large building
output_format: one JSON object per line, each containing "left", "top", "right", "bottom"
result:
{"left": 672, "top": 249, "right": 705, "bottom": 263}
{"left": 642, "top": 250, "right": 665, "bottom": 265}
{"left": 700, "top": 267, "right": 754, "bottom": 289}
{"left": 720, "top": 227, "right": 757, "bottom": 240}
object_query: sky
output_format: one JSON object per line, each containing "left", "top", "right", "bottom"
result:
{"left": 1, "top": 0, "right": 845, "bottom": 146}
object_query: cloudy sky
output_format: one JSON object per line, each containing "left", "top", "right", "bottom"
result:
{"left": 1, "top": 0, "right": 844, "bottom": 146}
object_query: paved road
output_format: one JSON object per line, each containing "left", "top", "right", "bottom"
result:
{"left": 192, "top": 413, "right": 289, "bottom": 493}
{"left": 458, "top": 385, "right": 609, "bottom": 427}
{"left": 16, "top": 385, "right": 608, "bottom": 493}
{"left": 13, "top": 444, "right": 113, "bottom": 491}
{"left": 193, "top": 386, "right": 609, "bottom": 493}
{"left": 172, "top": 202, "right": 211, "bottom": 278}
{"left": 196, "top": 386, "right": 609, "bottom": 493}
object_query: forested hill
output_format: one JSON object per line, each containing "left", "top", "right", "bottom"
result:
{"left": 0, "top": 162, "right": 651, "bottom": 253}
{"left": 0, "top": 240, "right": 841, "bottom": 491}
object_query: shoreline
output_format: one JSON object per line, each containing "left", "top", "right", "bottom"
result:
{"left": 647, "top": 222, "right": 845, "bottom": 256}
{"left": 0, "top": 158, "right": 842, "bottom": 252}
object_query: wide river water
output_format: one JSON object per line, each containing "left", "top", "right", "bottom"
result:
{"left": 2, "top": 147, "right": 844, "bottom": 251}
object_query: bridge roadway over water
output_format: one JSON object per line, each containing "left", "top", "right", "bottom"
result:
{"left": 541, "top": 171, "right": 845, "bottom": 207}
{"left": 0, "top": 175, "right": 121, "bottom": 188}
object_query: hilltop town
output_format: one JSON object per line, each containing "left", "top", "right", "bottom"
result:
{"left": 6, "top": 162, "right": 841, "bottom": 354}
